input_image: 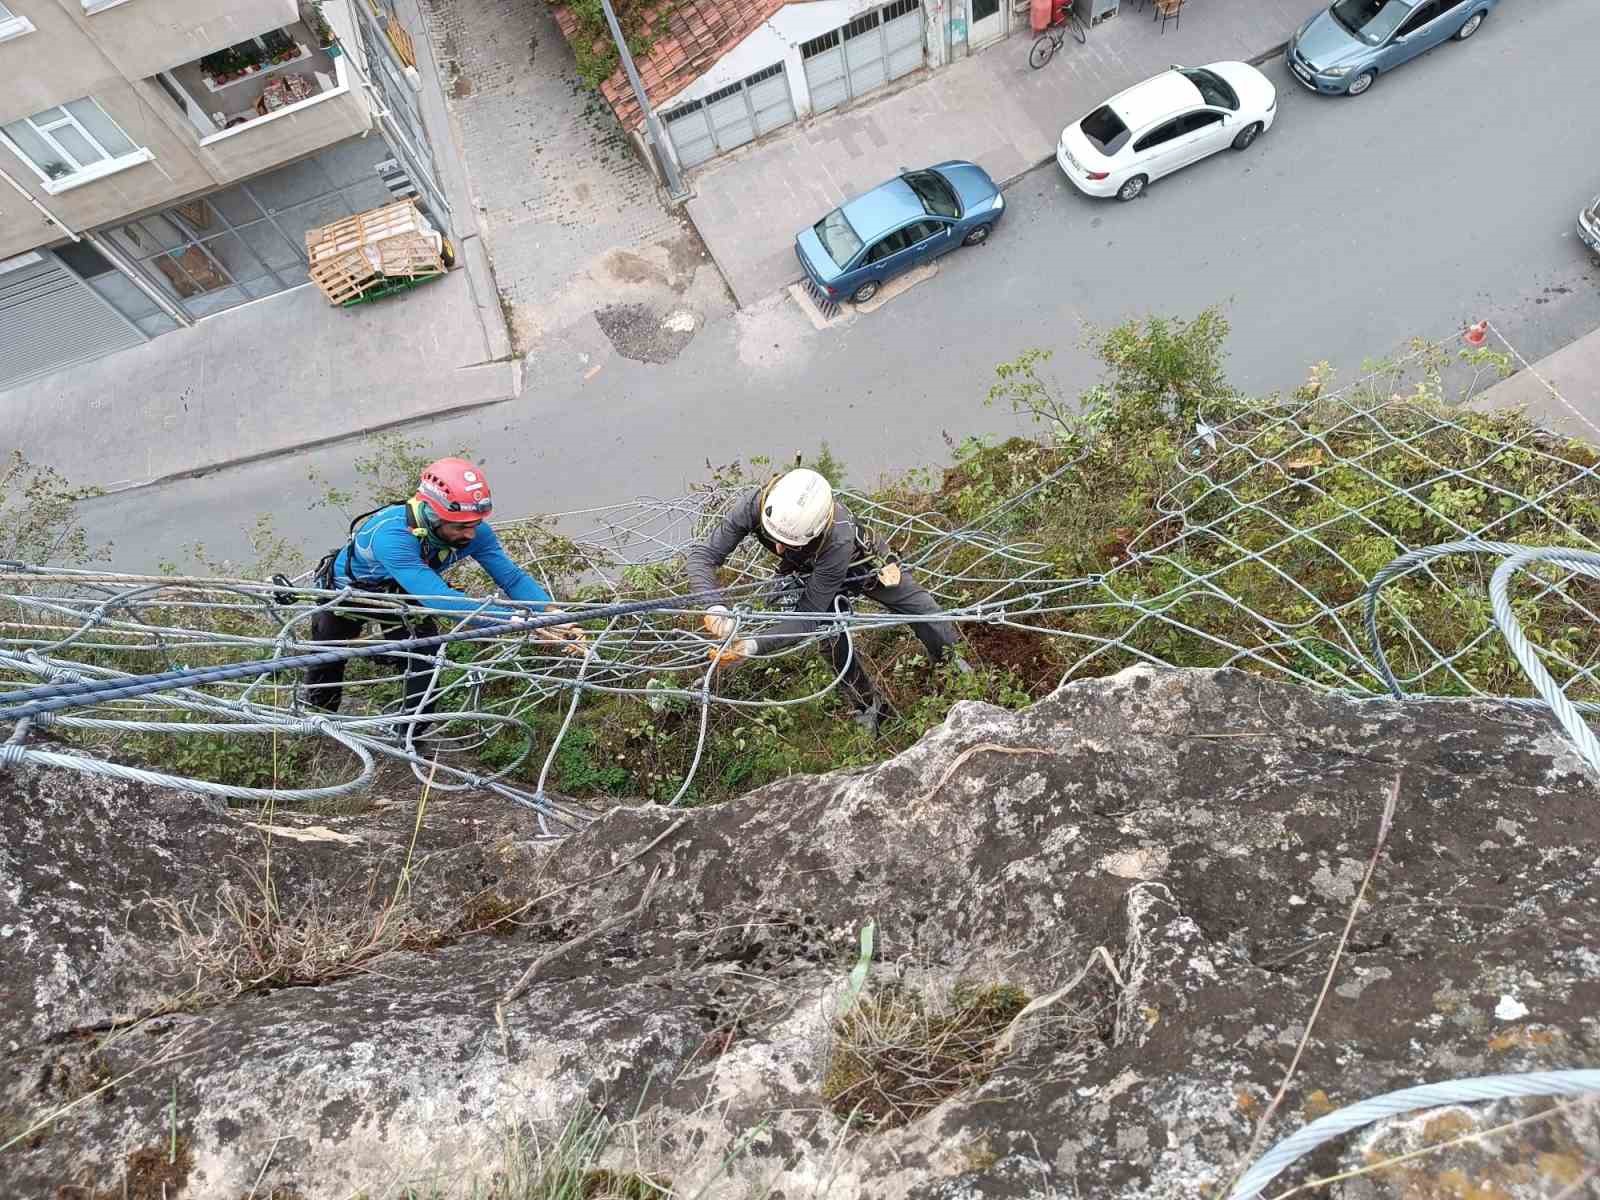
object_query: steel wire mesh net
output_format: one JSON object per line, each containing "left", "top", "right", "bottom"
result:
{"left": 5, "top": 322, "right": 1600, "bottom": 816}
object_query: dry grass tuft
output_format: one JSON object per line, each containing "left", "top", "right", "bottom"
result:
{"left": 152, "top": 861, "right": 445, "bottom": 1003}
{"left": 821, "top": 981, "right": 1033, "bottom": 1130}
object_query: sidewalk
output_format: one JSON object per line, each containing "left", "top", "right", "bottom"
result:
{"left": 6, "top": 272, "right": 515, "bottom": 491}
{"left": 687, "top": 0, "right": 1323, "bottom": 307}
{"left": 1469, "top": 325, "right": 1600, "bottom": 443}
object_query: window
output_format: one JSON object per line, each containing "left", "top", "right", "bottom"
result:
{"left": 1329, "top": 0, "right": 1411, "bottom": 45}
{"left": 1080, "top": 105, "right": 1131, "bottom": 155}
{"left": 1133, "top": 120, "right": 1183, "bottom": 153}
{"left": 1, "top": 98, "right": 150, "bottom": 193}
{"left": 81, "top": 0, "right": 137, "bottom": 13}
{"left": 1180, "top": 68, "right": 1239, "bottom": 111}
{"left": 1396, "top": 0, "right": 1441, "bottom": 35}
{"left": 903, "top": 220, "right": 942, "bottom": 244}
{"left": 1180, "top": 111, "right": 1225, "bottom": 134}
{"left": 0, "top": 0, "right": 35, "bottom": 41}
{"left": 866, "top": 228, "right": 912, "bottom": 263}
{"left": 813, "top": 208, "right": 863, "bottom": 267}
{"left": 903, "top": 171, "right": 959, "bottom": 218}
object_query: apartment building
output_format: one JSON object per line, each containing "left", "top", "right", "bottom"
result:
{"left": 0, "top": 0, "right": 449, "bottom": 389}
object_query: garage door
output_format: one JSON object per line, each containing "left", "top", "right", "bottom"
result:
{"left": 664, "top": 63, "right": 796, "bottom": 170}
{"left": 802, "top": 0, "right": 924, "bottom": 116}
{"left": 0, "top": 251, "right": 145, "bottom": 393}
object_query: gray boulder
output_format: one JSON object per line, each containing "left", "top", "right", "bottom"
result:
{"left": 2, "top": 667, "right": 1597, "bottom": 1198}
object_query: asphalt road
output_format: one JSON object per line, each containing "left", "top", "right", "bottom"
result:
{"left": 80, "top": 0, "right": 1600, "bottom": 569}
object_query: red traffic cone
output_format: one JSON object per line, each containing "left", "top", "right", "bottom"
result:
{"left": 1464, "top": 320, "right": 1488, "bottom": 347}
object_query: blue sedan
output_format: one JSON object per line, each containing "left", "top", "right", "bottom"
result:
{"left": 796, "top": 162, "right": 1005, "bottom": 306}
{"left": 1286, "top": 0, "right": 1498, "bottom": 97}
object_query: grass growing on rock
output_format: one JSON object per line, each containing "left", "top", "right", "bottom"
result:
{"left": 15, "top": 307, "right": 1600, "bottom": 810}
{"left": 821, "top": 981, "right": 1031, "bottom": 1130}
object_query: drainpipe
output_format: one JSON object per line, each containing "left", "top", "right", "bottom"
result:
{"left": 0, "top": 161, "right": 193, "bottom": 329}
{"left": 598, "top": 0, "right": 690, "bottom": 202}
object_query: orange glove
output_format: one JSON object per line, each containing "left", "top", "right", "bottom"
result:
{"left": 708, "top": 638, "right": 757, "bottom": 670}
{"left": 702, "top": 605, "right": 736, "bottom": 639}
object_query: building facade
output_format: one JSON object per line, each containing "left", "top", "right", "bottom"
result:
{"left": 558, "top": 0, "right": 1028, "bottom": 180}
{"left": 0, "top": 0, "right": 448, "bottom": 389}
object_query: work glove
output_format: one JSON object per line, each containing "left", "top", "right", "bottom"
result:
{"left": 534, "top": 607, "right": 589, "bottom": 656}
{"left": 702, "top": 605, "right": 736, "bottom": 639}
{"left": 708, "top": 638, "right": 757, "bottom": 670}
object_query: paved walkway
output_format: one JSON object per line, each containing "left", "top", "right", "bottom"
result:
{"left": 6, "top": 272, "right": 514, "bottom": 491}
{"left": 688, "top": 0, "right": 1322, "bottom": 306}
{"left": 1470, "top": 323, "right": 1600, "bottom": 443}
{"left": 417, "top": 0, "right": 700, "bottom": 348}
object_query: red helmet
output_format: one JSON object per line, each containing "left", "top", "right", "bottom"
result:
{"left": 416, "top": 457, "right": 493, "bottom": 525}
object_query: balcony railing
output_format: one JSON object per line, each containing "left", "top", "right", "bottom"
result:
{"left": 150, "top": 20, "right": 350, "bottom": 146}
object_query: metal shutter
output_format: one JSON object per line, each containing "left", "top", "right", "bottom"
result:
{"left": 705, "top": 82, "right": 756, "bottom": 154}
{"left": 746, "top": 64, "right": 796, "bottom": 136}
{"left": 842, "top": 10, "right": 888, "bottom": 96}
{"left": 883, "top": 0, "right": 925, "bottom": 81}
{"left": 802, "top": 31, "right": 850, "bottom": 115}
{"left": 0, "top": 252, "right": 144, "bottom": 393}
{"left": 664, "top": 101, "right": 717, "bottom": 169}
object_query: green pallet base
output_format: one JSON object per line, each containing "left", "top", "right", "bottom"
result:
{"left": 340, "top": 272, "right": 444, "bottom": 307}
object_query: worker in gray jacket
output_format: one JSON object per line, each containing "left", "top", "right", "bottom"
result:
{"left": 685, "top": 467, "right": 966, "bottom": 733}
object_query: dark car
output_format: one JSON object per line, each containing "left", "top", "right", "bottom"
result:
{"left": 795, "top": 161, "right": 1004, "bottom": 305}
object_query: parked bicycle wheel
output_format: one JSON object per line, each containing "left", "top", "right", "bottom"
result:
{"left": 1068, "top": 10, "right": 1087, "bottom": 42}
{"left": 1028, "top": 32, "right": 1057, "bottom": 69}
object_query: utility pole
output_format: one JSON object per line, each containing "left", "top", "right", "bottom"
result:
{"left": 597, "top": 0, "right": 689, "bottom": 202}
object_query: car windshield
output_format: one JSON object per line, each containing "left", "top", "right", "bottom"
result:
{"left": 813, "top": 208, "right": 863, "bottom": 267}
{"left": 1179, "top": 67, "right": 1239, "bottom": 110}
{"left": 903, "top": 170, "right": 960, "bottom": 218}
{"left": 1329, "top": 0, "right": 1411, "bottom": 44}
{"left": 1080, "top": 105, "right": 1131, "bottom": 154}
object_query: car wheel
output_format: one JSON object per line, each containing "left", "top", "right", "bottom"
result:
{"left": 1231, "top": 122, "right": 1262, "bottom": 151}
{"left": 1455, "top": 10, "right": 1484, "bottom": 38}
{"left": 851, "top": 280, "right": 880, "bottom": 304}
{"left": 1345, "top": 70, "right": 1374, "bottom": 96}
{"left": 962, "top": 223, "right": 992, "bottom": 247}
{"left": 1116, "top": 175, "right": 1147, "bottom": 202}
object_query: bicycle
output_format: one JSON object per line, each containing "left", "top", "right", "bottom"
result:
{"left": 1028, "top": 7, "right": 1086, "bottom": 69}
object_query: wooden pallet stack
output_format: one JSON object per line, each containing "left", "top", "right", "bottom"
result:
{"left": 305, "top": 199, "right": 445, "bottom": 306}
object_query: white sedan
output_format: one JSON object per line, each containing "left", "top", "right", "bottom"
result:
{"left": 1057, "top": 62, "right": 1277, "bottom": 202}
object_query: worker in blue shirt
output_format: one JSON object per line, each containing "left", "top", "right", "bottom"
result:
{"left": 303, "top": 457, "right": 569, "bottom": 730}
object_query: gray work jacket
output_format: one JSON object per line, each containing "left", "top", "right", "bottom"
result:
{"left": 685, "top": 487, "right": 860, "bottom": 653}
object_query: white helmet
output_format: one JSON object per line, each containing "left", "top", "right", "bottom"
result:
{"left": 761, "top": 469, "right": 834, "bottom": 545}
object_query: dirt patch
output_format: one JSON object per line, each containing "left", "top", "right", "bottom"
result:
{"left": 593, "top": 302, "right": 698, "bottom": 364}
{"left": 964, "top": 623, "right": 1061, "bottom": 696}
{"left": 604, "top": 249, "right": 670, "bottom": 287}
{"left": 451, "top": 72, "right": 474, "bottom": 99}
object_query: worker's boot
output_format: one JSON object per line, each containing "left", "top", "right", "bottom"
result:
{"left": 852, "top": 699, "right": 885, "bottom": 737}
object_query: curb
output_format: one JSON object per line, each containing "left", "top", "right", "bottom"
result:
{"left": 96, "top": 390, "right": 517, "bottom": 497}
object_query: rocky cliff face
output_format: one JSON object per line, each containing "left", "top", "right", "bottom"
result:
{"left": 3, "top": 667, "right": 1598, "bottom": 1199}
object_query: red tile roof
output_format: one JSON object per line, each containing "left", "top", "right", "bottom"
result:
{"left": 552, "top": 0, "right": 789, "bottom": 131}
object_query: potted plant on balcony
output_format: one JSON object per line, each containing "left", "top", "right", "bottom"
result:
{"left": 302, "top": 1, "right": 340, "bottom": 55}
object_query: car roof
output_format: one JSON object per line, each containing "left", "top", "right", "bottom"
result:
{"left": 840, "top": 177, "right": 924, "bottom": 237}
{"left": 1108, "top": 70, "right": 1204, "bottom": 131}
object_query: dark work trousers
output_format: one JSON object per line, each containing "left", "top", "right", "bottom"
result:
{"left": 825, "top": 568, "right": 959, "bottom": 711}
{"left": 303, "top": 601, "right": 442, "bottom": 717}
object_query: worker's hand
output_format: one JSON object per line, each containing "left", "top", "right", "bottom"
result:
{"left": 708, "top": 638, "right": 757, "bottom": 670}
{"left": 534, "top": 607, "right": 589, "bottom": 656}
{"left": 702, "top": 605, "right": 736, "bottom": 640}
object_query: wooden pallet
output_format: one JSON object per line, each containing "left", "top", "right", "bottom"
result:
{"left": 387, "top": 19, "right": 417, "bottom": 68}
{"left": 305, "top": 200, "right": 445, "bottom": 305}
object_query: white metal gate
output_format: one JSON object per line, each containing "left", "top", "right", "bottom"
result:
{"left": 0, "top": 251, "right": 144, "bottom": 393}
{"left": 802, "top": 0, "right": 924, "bottom": 117}
{"left": 664, "top": 62, "right": 796, "bottom": 170}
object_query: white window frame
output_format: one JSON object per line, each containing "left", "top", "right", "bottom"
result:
{"left": 1, "top": 98, "right": 153, "bottom": 194}
{"left": 0, "top": 0, "right": 36, "bottom": 42}
{"left": 82, "top": 0, "right": 138, "bottom": 15}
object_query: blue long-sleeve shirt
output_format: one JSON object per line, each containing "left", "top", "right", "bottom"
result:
{"left": 332, "top": 504, "right": 551, "bottom": 619}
